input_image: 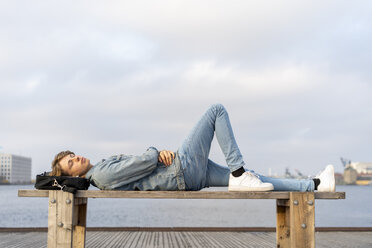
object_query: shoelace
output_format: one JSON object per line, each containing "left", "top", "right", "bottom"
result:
{"left": 241, "top": 172, "right": 262, "bottom": 185}
{"left": 246, "top": 171, "right": 261, "bottom": 179}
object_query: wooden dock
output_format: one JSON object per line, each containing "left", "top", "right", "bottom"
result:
{"left": 1, "top": 230, "right": 371, "bottom": 248}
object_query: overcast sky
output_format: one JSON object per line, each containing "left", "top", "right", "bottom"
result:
{"left": 1, "top": 0, "right": 371, "bottom": 178}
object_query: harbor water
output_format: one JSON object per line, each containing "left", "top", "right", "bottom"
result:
{"left": 0, "top": 185, "right": 371, "bottom": 227}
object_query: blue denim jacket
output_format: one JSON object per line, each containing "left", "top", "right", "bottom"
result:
{"left": 85, "top": 147, "right": 186, "bottom": 191}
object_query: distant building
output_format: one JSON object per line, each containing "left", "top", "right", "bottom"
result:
{"left": 335, "top": 173, "right": 344, "bottom": 185}
{"left": 0, "top": 153, "right": 32, "bottom": 184}
{"left": 346, "top": 162, "right": 372, "bottom": 174}
{"left": 343, "top": 167, "right": 357, "bottom": 185}
{"left": 0, "top": 175, "right": 5, "bottom": 184}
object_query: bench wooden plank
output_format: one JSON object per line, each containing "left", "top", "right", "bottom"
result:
{"left": 18, "top": 190, "right": 345, "bottom": 199}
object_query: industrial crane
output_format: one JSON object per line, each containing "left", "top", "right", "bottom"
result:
{"left": 340, "top": 157, "right": 352, "bottom": 167}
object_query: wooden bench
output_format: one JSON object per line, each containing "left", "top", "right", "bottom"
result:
{"left": 18, "top": 190, "right": 345, "bottom": 248}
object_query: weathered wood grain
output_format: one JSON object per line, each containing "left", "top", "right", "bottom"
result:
{"left": 289, "top": 192, "right": 315, "bottom": 248}
{"left": 18, "top": 190, "right": 346, "bottom": 200}
{"left": 72, "top": 198, "right": 87, "bottom": 248}
{"left": 48, "top": 191, "right": 75, "bottom": 248}
{"left": 19, "top": 189, "right": 49, "bottom": 197}
{"left": 1, "top": 231, "right": 371, "bottom": 248}
{"left": 276, "top": 199, "right": 290, "bottom": 247}
{"left": 47, "top": 191, "right": 57, "bottom": 248}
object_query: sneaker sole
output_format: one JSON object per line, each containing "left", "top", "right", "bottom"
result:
{"left": 228, "top": 185, "right": 274, "bottom": 192}
{"left": 318, "top": 183, "right": 336, "bottom": 192}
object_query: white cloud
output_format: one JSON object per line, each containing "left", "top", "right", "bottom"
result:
{"left": 0, "top": 0, "right": 371, "bottom": 177}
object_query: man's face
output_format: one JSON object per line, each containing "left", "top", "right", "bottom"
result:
{"left": 59, "top": 153, "right": 91, "bottom": 177}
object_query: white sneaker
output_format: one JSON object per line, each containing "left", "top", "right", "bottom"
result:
{"left": 316, "top": 164, "right": 336, "bottom": 192}
{"left": 228, "top": 171, "right": 274, "bottom": 191}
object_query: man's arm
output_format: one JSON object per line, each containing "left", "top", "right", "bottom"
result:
{"left": 89, "top": 147, "right": 177, "bottom": 189}
{"left": 91, "top": 147, "right": 159, "bottom": 188}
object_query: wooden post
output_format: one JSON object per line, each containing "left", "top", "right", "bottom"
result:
{"left": 276, "top": 199, "right": 290, "bottom": 248}
{"left": 72, "top": 197, "right": 87, "bottom": 248}
{"left": 289, "top": 192, "right": 315, "bottom": 248}
{"left": 48, "top": 191, "right": 88, "bottom": 248}
{"left": 48, "top": 191, "right": 75, "bottom": 248}
{"left": 276, "top": 193, "right": 315, "bottom": 248}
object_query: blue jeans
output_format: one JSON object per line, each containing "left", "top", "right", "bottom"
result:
{"left": 178, "top": 103, "right": 314, "bottom": 192}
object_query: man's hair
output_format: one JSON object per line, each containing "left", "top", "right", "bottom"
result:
{"left": 50, "top": 150, "right": 75, "bottom": 176}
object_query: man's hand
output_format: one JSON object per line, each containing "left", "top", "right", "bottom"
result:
{"left": 158, "top": 150, "right": 175, "bottom": 166}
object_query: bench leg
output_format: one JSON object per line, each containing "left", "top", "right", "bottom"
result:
{"left": 276, "top": 199, "right": 290, "bottom": 247}
{"left": 276, "top": 192, "right": 315, "bottom": 248}
{"left": 48, "top": 191, "right": 74, "bottom": 248}
{"left": 73, "top": 197, "right": 87, "bottom": 248}
{"left": 47, "top": 191, "right": 87, "bottom": 248}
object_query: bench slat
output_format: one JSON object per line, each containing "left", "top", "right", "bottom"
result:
{"left": 18, "top": 190, "right": 345, "bottom": 199}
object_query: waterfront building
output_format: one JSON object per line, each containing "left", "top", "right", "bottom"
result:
{"left": 346, "top": 162, "right": 372, "bottom": 174}
{"left": 0, "top": 175, "right": 5, "bottom": 184}
{"left": 343, "top": 162, "right": 372, "bottom": 185}
{"left": 0, "top": 153, "right": 32, "bottom": 184}
{"left": 334, "top": 172, "right": 344, "bottom": 185}
{"left": 343, "top": 167, "right": 358, "bottom": 184}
